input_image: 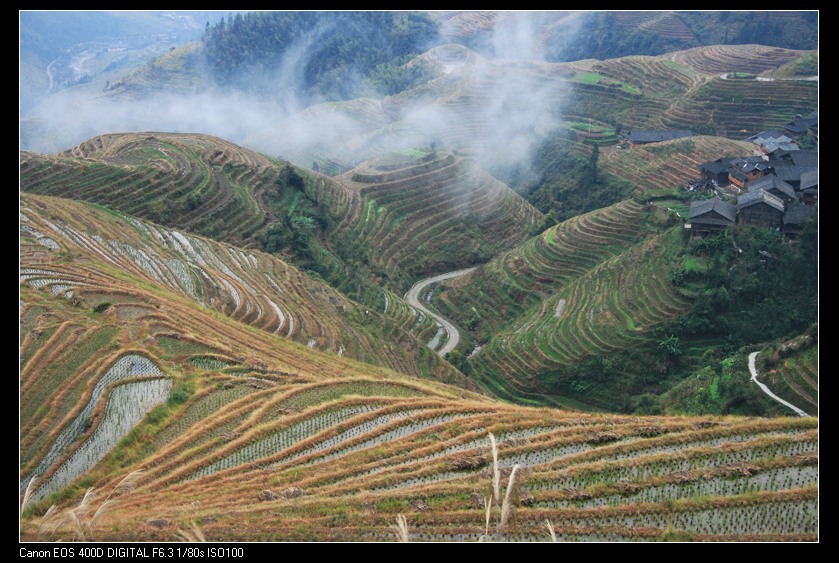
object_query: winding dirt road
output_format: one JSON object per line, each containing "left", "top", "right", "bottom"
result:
{"left": 748, "top": 352, "right": 808, "bottom": 417}
{"left": 405, "top": 267, "right": 476, "bottom": 357}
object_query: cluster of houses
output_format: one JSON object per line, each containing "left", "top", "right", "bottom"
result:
{"left": 620, "top": 115, "right": 817, "bottom": 239}
{"left": 689, "top": 147, "right": 817, "bottom": 238}
{"left": 668, "top": 114, "right": 817, "bottom": 240}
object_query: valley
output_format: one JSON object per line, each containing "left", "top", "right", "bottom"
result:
{"left": 19, "top": 11, "right": 818, "bottom": 542}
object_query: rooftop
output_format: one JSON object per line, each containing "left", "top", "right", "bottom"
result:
{"left": 799, "top": 169, "right": 818, "bottom": 191}
{"left": 746, "top": 130, "right": 787, "bottom": 142}
{"left": 625, "top": 130, "right": 693, "bottom": 143}
{"left": 689, "top": 197, "right": 737, "bottom": 223}
{"left": 784, "top": 204, "right": 817, "bottom": 226}
{"left": 747, "top": 176, "right": 797, "bottom": 200}
{"left": 737, "top": 189, "right": 786, "bottom": 213}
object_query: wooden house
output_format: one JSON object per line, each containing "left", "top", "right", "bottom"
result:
{"left": 783, "top": 203, "right": 817, "bottom": 240}
{"left": 799, "top": 170, "right": 818, "bottom": 204}
{"left": 737, "top": 189, "right": 785, "bottom": 229}
{"left": 698, "top": 158, "right": 731, "bottom": 185}
{"left": 746, "top": 175, "right": 798, "bottom": 204}
{"left": 728, "top": 157, "right": 771, "bottom": 190}
{"left": 783, "top": 114, "right": 818, "bottom": 139}
{"left": 625, "top": 130, "right": 692, "bottom": 146}
{"left": 688, "top": 197, "right": 736, "bottom": 237}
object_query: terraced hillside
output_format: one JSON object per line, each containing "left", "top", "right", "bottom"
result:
{"left": 20, "top": 193, "right": 463, "bottom": 386}
{"left": 567, "top": 45, "right": 817, "bottom": 136}
{"left": 104, "top": 43, "right": 208, "bottom": 97}
{"left": 21, "top": 133, "right": 279, "bottom": 245}
{"left": 20, "top": 353, "right": 818, "bottom": 541}
{"left": 18, "top": 203, "right": 819, "bottom": 543}
{"left": 660, "top": 75, "right": 817, "bottom": 136}
{"left": 466, "top": 229, "right": 691, "bottom": 406}
{"left": 435, "top": 199, "right": 648, "bottom": 344}
{"left": 21, "top": 133, "right": 540, "bottom": 297}
{"left": 670, "top": 44, "right": 808, "bottom": 76}
{"left": 600, "top": 135, "right": 753, "bottom": 198}
{"left": 330, "top": 150, "right": 542, "bottom": 289}
{"left": 756, "top": 335, "right": 818, "bottom": 417}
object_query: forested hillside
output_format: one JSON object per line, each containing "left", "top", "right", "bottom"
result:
{"left": 202, "top": 11, "right": 439, "bottom": 101}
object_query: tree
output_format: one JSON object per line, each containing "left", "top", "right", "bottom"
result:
{"left": 658, "top": 334, "right": 682, "bottom": 356}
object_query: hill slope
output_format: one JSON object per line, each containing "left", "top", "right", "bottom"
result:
{"left": 329, "top": 149, "right": 542, "bottom": 288}
{"left": 20, "top": 193, "right": 465, "bottom": 387}
{"left": 19, "top": 218, "right": 818, "bottom": 539}
{"left": 756, "top": 333, "right": 818, "bottom": 417}
{"left": 20, "top": 132, "right": 541, "bottom": 299}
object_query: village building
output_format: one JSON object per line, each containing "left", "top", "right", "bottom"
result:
{"left": 783, "top": 113, "right": 818, "bottom": 139}
{"left": 747, "top": 130, "right": 799, "bottom": 154}
{"left": 699, "top": 158, "right": 733, "bottom": 186}
{"left": 737, "top": 189, "right": 786, "bottom": 230}
{"left": 624, "top": 130, "right": 692, "bottom": 146}
{"left": 799, "top": 170, "right": 818, "bottom": 204}
{"left": 728, "top": 157, "right": 772, "bottom": 190}
{"left": 783, "top": 203, "right": 817, "bottom": 240}
{"left": 746, "top": 175, "right": 798, "bottom": 204}
{"left": 687, "top": 197, "right": 736, "bottom": 237}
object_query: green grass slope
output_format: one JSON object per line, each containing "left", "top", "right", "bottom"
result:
{"left": 330, "top": 149, "right": 543, "bottom": 290}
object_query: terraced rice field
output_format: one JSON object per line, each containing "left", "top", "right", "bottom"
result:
{"left": 21, "top": 133, "right": 277, "bottom": 245}
{"left": 436, "top": 199, "right": 648, "bottom": 341}
{"left": 660, "top": 76, "right": 817, "bottom": 136}
{"left": 21, "top": 377, "right": 815, "bottom": 541}
{"left": 330, "top": 150, "right": 542, "bottom": 289}
{"left": 670, "top": 44, "right": 808, "bottom": 76}
{"left": 20, "top": 193, "right": 467, "bottom": 386}
{"left": 613, "top": 11, "right": 696, "bottom": 41}
{"left": 21, "top": 133, "right": 541, "bottom": 323}
{"left": 761, "top": 345, "right": 818, "bottom": 417}
{"left": 19, "top": 198, "right": 818, "bottom": 543}
{"left": 468, "top": 231, "right": 691, "bottom": 400}
{"left": 601, "top": 135, "right": 753, "bottom": 198}
{"left": 565, "top": 44, "right": 816, "bottom": 136}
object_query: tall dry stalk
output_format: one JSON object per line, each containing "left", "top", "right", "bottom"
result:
{"left": 177, "top": 521, "right": 207, "bottom": 542}
{"left": 21, "top": 478, "right": 35, "bottom": 519}
{"left": 106, "top": 469, "right": 144, "bottom": 501}
{"left": 481, "top": 433, "right": 526, "bottom": 541}
{"left": 391, "top": 514, "right": 409, "bottom": 542}
{"left": 488, "top": 432, "right": 501, "bottom": 506}
{"left": 36, "top": 505, "right": 62, "bottom": 539}
{"left": 27, "top": 469, "right": 145, "bottom": 541}
{"left": 482, "top": 496, "right": 492, "bottom": 541}
{"left": 497, "top": 464, "right": 521, "bottom": 538}
{"left": 545, "top": 519, "right": 557, "bottom": 542}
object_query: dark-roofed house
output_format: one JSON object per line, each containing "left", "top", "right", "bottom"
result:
{"left": 625, "top": 130, "right": 692, "bottom": 146}
{"left": 728, "top": 157, "right": 772, "bottom": 190}
{"left": 799, "top": 169, "right": 818, "bottom": 204}
{"left": 737, "top": 190, "right": 785, "bottom": 229}
{"left": 788, "top": 150, "right": 818, "bottom": 167}
{"left": 784, "top": 115, "right": 818, "bottom": 138}
{"left": 772, "top": 163, "right": 818, "bottom": 190}
{"left": 699, "top": 158, "right": 732, "bottom": 185}
{"left": 768, "top": 148, "right": 819, "bottom": 164}
{"left": 746, "top": 175, "right": 798, "bottom": 204}
{"left": 783, "top": 203, "right": 817, "bottom": 239}
{"left": 688, "top": 197, "right": 736, "bottom": 237}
